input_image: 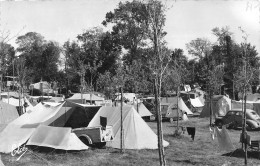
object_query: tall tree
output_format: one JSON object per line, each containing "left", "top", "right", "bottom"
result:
{"left": 16, "top": 32, "right": 60, "bottom": 84}
{"left": 102, "top": 0, "right": 148, "bottom": 65}
{"left": 146, "top": 0, "right": 169, "bottom": 165}
{"left": 186, "top": 38, "right": 212, "bottom": 60}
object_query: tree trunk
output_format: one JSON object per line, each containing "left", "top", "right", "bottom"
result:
{"left": 177, "top": 86, "right": 179, "bottom": 131}
{"left": 154, "top": 78, "right": 165, "bottom": 166}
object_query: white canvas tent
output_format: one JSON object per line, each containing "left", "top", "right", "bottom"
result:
{"left": 0, "top": 103, "right": 65, "bottom": 153}
{"left": 88, "top": 106, "right": 169, "bottom": 149}
{"left": 0, "top": 101, "right": 98, "bottom": 153}
{"left": 200, "top": 95, "right": 231, "bottom": 118}
{"left": 161, "top": 97, "right": 193, "bottom": 119}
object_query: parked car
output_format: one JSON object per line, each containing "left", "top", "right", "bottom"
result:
{"left": 215, "top": 109, "right": 260, "bottom": 130}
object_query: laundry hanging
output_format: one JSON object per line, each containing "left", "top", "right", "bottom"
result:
{"left": 209, "top": 127, "right": 215, "bottom": 140}
{"left": 215, "top": 126, "right": 235, "bottom": 151}
{"left": 186, "top": 127, "right": 196, "bottom": 141}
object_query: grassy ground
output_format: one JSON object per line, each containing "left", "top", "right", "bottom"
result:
{"left": 1, "top": 117, "right": 260, "bottom": 166}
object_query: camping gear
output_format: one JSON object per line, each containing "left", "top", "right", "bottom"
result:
{"left": 88, "top": 105, "right": 169, "bottom": 149}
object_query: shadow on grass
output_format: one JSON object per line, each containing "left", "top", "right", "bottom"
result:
{"left": 27, "top": 145, "right": 88, "bottom": 154}
{"left": 222, "top": 148, "right": 260, "bottom": 160}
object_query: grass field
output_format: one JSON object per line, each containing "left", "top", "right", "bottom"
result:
{"left": 1, "top": 117, "right": 260, "bottom": 166}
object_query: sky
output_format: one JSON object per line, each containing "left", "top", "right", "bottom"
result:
{"left": 0, "top": 0, "right": 259, "bottom": 59}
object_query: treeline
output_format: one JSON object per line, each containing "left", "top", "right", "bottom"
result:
{"left": 0, "top": 0, "right": 259, "bottom": 100}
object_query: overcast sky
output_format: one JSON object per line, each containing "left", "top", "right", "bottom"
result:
{"left": 1, "top": 0, "right": 259, "bottom": 59}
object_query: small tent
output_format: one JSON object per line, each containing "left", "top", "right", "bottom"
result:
{"left": 88, "top": 106, "right": 169, "bottom": 149}
{"left": 200, "top": 95, "right": 231, "bottom": 118}
{"left": 0, "top": 101, "right": 19, "bottom": 124}
{"left": 161, "top": 97, "right": 193, "bottom": 118}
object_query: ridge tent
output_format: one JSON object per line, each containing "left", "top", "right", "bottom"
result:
{"left": 88, "top": 105, "right": 169, "bottom": 149}
{"left": 0, "top": 101, "right": 100, "bottom": 153}
{"left": 200, "top": 95, "right": 231, "bottom": 118}
{"left": 27, "top": 125, "right": 88, "bottom": 150}
{"left": 0, "top": 101, "right": 19, "bottom": 124}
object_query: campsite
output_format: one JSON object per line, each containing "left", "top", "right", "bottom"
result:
{"left": 0, "top": 0, "right": 260, "bottom": 165}
{"left": 1, "top": 117, "right": 260, "bottom": 166}
{"left": 1, "top": 92, "right": 260, "bottom": 165}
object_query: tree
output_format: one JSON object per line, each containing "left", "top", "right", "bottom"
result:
{"left": 96, "top": 71, "right": 114, "bottom": 99}
{"left": 102, "top": 0, "right": 148, "bottom": 65}
{"left": 186, "top": 38, "right": 212, "bottom": 60}
{"left": 64, "top": 27, "right": 120, "bottom": 93}
{"left": 16, "top": 32, "right": 60, "bottom": 84}
{"left": 16, "top": 56, "right": 29, "bottom": 96}
{"left": 146, "top": 1, "right": 170, "bottom": 165}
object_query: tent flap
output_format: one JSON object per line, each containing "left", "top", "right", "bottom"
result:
{"left": 27, "top": 125, "right": 88, "bottom": 150}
